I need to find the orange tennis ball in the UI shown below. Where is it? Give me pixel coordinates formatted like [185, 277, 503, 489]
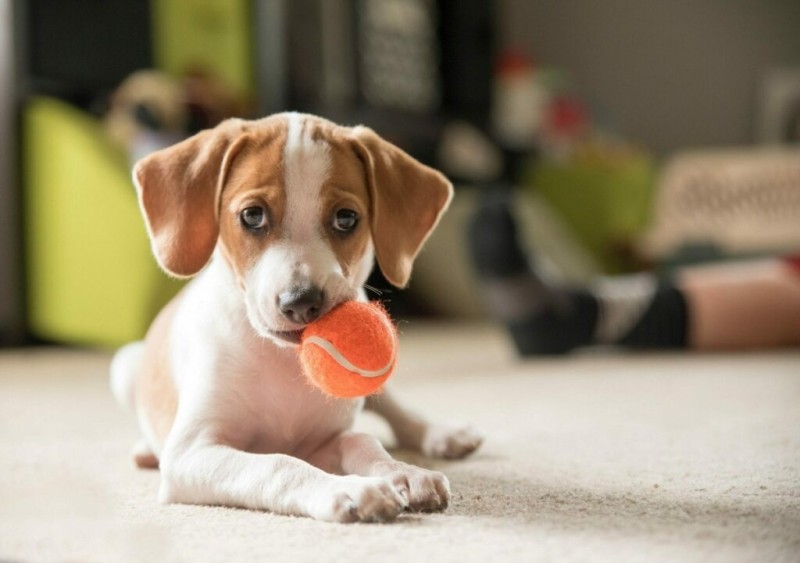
[299, 301, 398, 398]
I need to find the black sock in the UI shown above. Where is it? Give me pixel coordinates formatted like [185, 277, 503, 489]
[468, 196, 688, 355]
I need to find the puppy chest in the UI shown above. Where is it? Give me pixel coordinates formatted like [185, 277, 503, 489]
[229, 367, 361, 456]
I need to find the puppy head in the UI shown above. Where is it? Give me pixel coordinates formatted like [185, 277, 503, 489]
[134, 113, 452, 346]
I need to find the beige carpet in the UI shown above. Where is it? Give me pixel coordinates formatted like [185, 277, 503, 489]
[1, 323, 799, 563]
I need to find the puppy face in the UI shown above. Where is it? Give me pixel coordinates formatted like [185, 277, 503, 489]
[218, 117, 374, 345]
[134, 113, 453, 348]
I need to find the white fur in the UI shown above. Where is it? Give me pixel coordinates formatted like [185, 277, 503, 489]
[111, 113, 482, 523]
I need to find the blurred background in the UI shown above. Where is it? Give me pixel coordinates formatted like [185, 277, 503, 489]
[1, 0, 799, 348]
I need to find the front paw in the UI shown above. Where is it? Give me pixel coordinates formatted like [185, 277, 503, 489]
[371, 461, 450, 512]
[316, 475, 407, 523]
[422, 423, 483, 460]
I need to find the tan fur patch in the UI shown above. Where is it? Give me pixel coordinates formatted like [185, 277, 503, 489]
[320, 140, 372, 278]
[218, 121, 289, 284]
[135, 293, 182, 449]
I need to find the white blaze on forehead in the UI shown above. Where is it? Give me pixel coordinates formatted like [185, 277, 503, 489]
[283, 114, 332, 239]
[242, 114, 369, 334]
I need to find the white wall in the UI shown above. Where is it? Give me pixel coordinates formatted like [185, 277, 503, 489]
[499, 0, 800, 155]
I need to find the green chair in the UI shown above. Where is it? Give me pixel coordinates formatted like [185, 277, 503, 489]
[524, 152, 657, 273]
[23, 97, 183, 348]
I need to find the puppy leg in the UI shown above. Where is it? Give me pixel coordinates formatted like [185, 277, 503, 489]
[158, 434, 406, 523]
[309, 432, 450, 512]
[365, 388, 483, 459]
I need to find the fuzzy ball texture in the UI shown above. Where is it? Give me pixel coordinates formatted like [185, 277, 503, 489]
[299, 301, 398, 398]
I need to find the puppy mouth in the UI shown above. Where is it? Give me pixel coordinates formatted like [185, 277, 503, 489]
[267, 329, 304, 345]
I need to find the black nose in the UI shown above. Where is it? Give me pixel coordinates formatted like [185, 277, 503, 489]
[278, 286, 324, 324]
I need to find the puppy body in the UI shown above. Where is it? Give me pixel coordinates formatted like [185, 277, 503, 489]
[111, 113, 481, 522]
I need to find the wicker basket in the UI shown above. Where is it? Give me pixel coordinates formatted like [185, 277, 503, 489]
[641, 148, 800, 260]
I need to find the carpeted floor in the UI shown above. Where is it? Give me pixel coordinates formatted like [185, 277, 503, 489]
[1, 323, 799, 563]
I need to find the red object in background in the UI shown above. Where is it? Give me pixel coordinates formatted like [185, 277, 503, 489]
[548, 96, 588, 137]
[495, 50, 535, 77]
[784, 254, 800, 277]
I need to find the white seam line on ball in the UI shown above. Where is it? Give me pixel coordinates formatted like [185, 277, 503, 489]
[304, 336, 395, 378]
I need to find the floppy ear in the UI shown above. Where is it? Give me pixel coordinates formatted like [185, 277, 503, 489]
[350, 127, 454, 288]
[133, 119, 248, 278]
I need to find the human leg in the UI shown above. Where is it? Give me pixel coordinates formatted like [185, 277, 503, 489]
[468, 198, 688, 354]
[469, 198, 800, 353]
[678, 258, 800, 350]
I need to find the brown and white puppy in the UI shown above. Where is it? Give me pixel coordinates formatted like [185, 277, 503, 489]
[110, 113, 482, 523]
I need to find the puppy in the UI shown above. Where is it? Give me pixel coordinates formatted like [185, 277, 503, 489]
[110, 113, 482, 522]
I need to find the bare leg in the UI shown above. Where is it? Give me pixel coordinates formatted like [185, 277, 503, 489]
[679, 259, 800, 350]
[365, 388, 482, 459]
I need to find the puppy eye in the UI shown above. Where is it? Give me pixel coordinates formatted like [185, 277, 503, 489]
[240, 206, 268, 231]
[333, 209, 359, 233]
